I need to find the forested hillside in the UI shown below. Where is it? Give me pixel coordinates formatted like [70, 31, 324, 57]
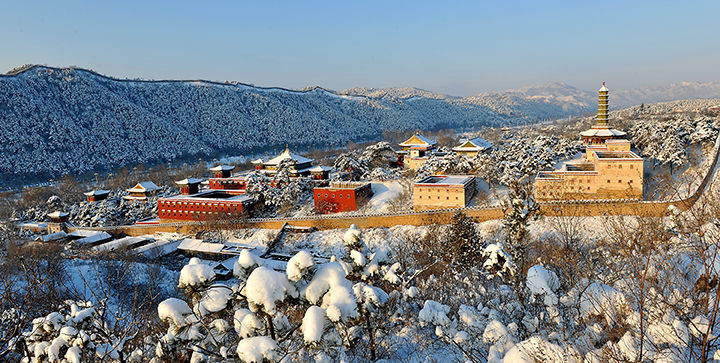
[3, 66, 719, 185]
[0, 66, 573, 184]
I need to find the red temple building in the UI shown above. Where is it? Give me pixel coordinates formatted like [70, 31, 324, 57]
[252, 147, 315, 177]
[314, 182, 373, 213]
[208, 148, 330, 194]
[208, 177, 247, 194]
[124, 181, 161, 200]
[309, 165, 332, 180]
[210, 165, 235, 178]
[175, 178, 202, 195]
[83, 189, 111, 202]
[158, 189, 253, 222]
[48, 211, 69, 223]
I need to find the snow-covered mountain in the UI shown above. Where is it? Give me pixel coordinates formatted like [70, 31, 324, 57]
[349, 81, 720, 118]
[612, 81, 720, 108]
[2, 65, 720, 184]
[0, 66, 542, 184]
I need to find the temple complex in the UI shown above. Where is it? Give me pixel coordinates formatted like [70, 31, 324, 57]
[124, 181, 160, 200]
[452, 136, 493, 157]
[397, 134, 437, 169]
[251, 147, 316, 177]
[534, 83, 644, 201]
[207, 148, 330, 195]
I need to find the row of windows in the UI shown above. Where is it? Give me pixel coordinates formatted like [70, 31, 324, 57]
[159, 203, 240, 212]
[212, 180, 245, 185]
[160, 200, 241, 206]
[605, 164, 634, 169]
[418, 195, 460, 200]
[415, 188, 463, 193]
[159, 211, 235, 218]
[539, 177, 636, 189]
[607, 179, 633, 184]
[317, 193, 353, 199]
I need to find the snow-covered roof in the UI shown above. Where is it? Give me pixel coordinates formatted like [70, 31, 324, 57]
[126, 181, 160, 193]
[74, 231, 113, 245]
[599, 82, 609, 92]
[47, 211, 69, 218]
[39, 231, 68, 242]
[264, 148, 314, 166]
[259, 165, 313, 175]
[177, 238, 224, 254]
[318, 181, 371, 190]
[161, 190, 252, 203]
[399, 134, 436, 147]
[133, 237, 183, 258]
[209, 165, 235, 171]
[415, 175, 475, 186]
[452, 137, 493, 152]
[175, 178, 203, 185]
[579, 128, 626, 137]
[309, 165, 333, 172]
[68, 229, 97, 238]
[83, 189, 110, 196]
[593, 151, 642, 160]
[251, 158, 264, 164]
[92, 236, 150, 252]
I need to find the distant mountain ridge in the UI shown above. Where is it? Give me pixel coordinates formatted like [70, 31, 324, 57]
[1, 64, 719, 184]
[345, 80, 720, 114]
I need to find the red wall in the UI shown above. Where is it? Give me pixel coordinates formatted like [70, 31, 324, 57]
[314, 188, 360, 213]
[209, 178, 246, 192]
[158, 198, 245, 221]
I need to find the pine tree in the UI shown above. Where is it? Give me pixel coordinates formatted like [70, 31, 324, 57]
[445, 211, 482, 266]
[501, 177, 539, 300]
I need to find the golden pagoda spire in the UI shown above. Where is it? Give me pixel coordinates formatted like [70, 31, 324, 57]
[596, 81, 609, 128]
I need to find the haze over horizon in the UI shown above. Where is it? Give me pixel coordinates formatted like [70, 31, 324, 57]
[2, 1, 719, 96]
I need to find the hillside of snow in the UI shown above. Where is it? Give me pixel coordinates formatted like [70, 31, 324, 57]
[349, 81, 720, 120]
[0, 66, 572, 184]
[3, 65, 720, 185]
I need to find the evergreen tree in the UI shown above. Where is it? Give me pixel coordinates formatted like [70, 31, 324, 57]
[501, 177, 539, 300]
[445, 211, 482, 266]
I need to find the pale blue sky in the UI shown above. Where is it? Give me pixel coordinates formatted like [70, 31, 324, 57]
[1, 1, 718, 95]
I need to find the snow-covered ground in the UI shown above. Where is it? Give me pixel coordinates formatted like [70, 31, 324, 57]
[365, 181, 406, 213]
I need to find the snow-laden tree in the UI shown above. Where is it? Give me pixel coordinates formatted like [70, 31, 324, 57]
[444, 211, 482, 267]
[17, 300, 137, 362]
[474, 131, 582, 186]
[242, 169, 313, 216]
[501, 178, 539, 299]
[154, 225, 399, 362]
[629, 114, 719, 170]
[333, 142, 401, 181]
[414, 152, 476, 181]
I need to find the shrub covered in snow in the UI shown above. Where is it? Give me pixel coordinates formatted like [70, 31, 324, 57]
[150, 230, 399, 362]
[333, 142, 402, 181]
[20, 300, 134, 362]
